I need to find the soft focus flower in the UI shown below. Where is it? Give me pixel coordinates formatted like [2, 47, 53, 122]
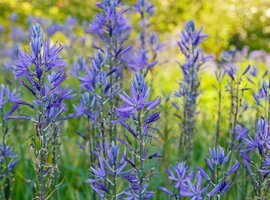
[180, 172, 209, 199]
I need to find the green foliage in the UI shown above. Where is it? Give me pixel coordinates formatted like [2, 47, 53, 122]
[151, 0, 270, 53]
[1, 0, 270, 53]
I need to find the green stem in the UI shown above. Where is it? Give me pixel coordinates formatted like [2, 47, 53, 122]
[38, 110, 45, 200]
[112, 162, 117, 200]
[52, 124, 59, 200]
[178, 96, 187, 159]
[138, 110, 144, 200]
[215, 80, 222, 148]
[216, 164, 219, 200]
[37, 61, 46, 200]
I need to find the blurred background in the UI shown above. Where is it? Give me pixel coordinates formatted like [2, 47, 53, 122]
[1, 0, 270, 52]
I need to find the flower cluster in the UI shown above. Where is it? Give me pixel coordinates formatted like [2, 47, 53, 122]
[69, 51, 118, 183]
[174, 20, 209, 162]
[12, 24, 73, 122]
[113, 72, 161, 136]
[161, 147, 239, 199]
[74, 1, 133, 198]
[220, 49, 251, 151]
[86, 142, 129, 199]
[253, 78, 270, 107]
[128, 0, 163, 76]
[0, 85, 20, 199]
[11, 23, 72, 199]
[85, 0, 133, 146]
[0, 145, 17, 180]
[112, 72, 161, 199]
[241, 118, 270, 199]
[200, 147, 240, 197]
[88, 0, 132, 76]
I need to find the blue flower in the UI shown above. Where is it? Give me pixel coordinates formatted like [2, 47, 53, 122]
[208, 147, 230, 165]
[167, 162, 190, 189]
[0, 145, 17, 180]
[114, 73, 161, 120]
[180, 172, 209, 200]
[86, 143, 129, 197]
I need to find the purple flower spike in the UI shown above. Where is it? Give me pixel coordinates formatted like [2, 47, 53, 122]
[114, 72, 161, 123]
[11, 23, 72, 199]
[112, 72, 161, 198]
[174, 20, 210, 161]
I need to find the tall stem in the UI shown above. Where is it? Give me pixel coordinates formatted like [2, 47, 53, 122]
[216, 163, 219, 200]
[90, 121, 96, 200]
[161, 107, 169, 177]
[38, 113, 45, 199]
[108, 12, 118, 144]
[112, 160, 117, 200]
[184, 52, 196, 164]
[138, 110, 144, 200]
[87, 107, 96, 200]
[108, 50, 114, 144]
[215, 80, 222, 148]
[87, 118, 94, 166]
[228, 81, 234, 148]
[99, 72, 106, 159]
[178, 95, 187, 159]
[257, 155, 264, 198]
[37, 59, 46, 199]
[98, 71, 107, 195]
[230, 80, 239, 152]
[52, 124, 60, 200]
